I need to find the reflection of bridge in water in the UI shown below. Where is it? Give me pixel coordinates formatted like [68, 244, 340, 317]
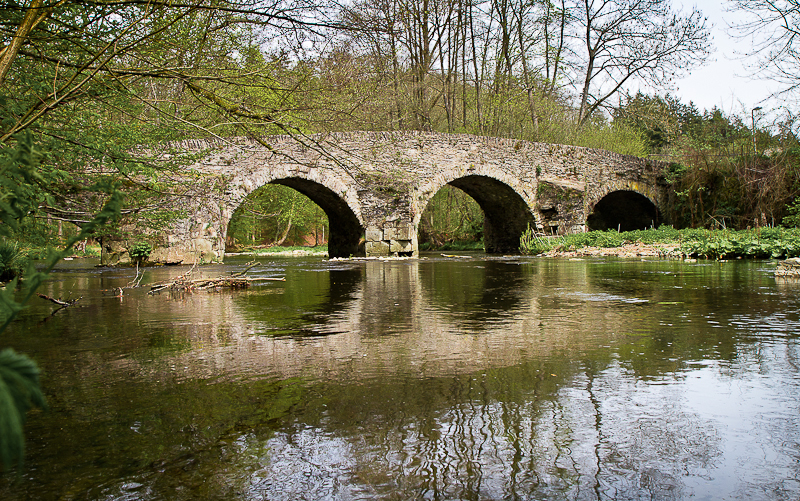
[24, 258, 781, 500]
[107, 258, 677, 384]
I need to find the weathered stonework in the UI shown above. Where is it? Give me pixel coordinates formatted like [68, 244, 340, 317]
[103, 131, 668, 264]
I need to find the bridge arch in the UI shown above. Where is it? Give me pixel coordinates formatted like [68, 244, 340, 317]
[114, 132, 670, 265]
[587, 185, 662, 232]
[226, 169, 364, 258]
[416, 169, 537, 253]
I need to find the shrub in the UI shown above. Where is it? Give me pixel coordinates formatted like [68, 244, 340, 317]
[128, 241, 153, 264]
[0, 240, 27, 281]
[519, 225, 800, 259]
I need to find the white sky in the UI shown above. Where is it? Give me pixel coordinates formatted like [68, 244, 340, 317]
[672, 0, 780, 119]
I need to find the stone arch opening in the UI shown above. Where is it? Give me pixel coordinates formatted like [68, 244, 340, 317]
[587, 190, 660, 232]
[423, 175, 536, 254]
[418, 185, 483, 249]
[229, 178, 363, 258]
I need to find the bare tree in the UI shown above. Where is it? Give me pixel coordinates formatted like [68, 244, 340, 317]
[571, 0, 711, 124]
[730, 0, 800, 101]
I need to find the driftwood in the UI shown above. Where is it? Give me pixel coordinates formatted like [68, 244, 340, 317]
[148, 262, 284, 294]
[37, 293, 81, 307]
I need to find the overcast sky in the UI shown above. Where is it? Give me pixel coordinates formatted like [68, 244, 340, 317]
[671, 1, 779, 118]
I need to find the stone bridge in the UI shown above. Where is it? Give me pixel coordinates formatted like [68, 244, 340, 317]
[112, 131, 669, 264]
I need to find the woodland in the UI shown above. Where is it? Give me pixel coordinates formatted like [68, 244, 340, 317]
[2, 0, 800, 468]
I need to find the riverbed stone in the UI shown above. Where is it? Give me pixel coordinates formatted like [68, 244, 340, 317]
[776, 257, 800, 277]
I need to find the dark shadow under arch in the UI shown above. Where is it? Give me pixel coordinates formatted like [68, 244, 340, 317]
[587, 190, 661, 232]
[444, 175, 536, 254]
[272, 178, 363, 258]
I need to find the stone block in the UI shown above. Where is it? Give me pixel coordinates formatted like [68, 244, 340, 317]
[365, 241, 390, 257]
[365, 227, 383, 242]
[389, 240, 414, 253]
[384, 225, 414, 241]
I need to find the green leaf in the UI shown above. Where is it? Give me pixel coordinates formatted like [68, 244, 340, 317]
[0, 348, 46, 470]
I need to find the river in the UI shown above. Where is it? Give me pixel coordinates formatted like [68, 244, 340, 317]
[1, 254, 798, 500]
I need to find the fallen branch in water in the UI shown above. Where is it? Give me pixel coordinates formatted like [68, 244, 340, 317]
[37, 293, 81, 307]
[149, 263, 285, 294]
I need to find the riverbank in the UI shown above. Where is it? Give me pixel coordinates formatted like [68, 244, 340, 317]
[226, 245, 328, 257]
[542, 242, 683, 259]
[227, 249, 328, 257]
[521, 227, 800, 260]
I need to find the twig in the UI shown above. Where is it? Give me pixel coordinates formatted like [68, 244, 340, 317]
[148, 261, 284, 294]
[126, 262, 145, 288]
[231, 260, 258, 277]
[37, 293, 81, 306]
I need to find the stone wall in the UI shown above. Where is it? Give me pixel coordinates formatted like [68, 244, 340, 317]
[102, 132, 668, 264]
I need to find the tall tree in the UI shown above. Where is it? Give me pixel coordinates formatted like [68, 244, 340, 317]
[0, 0, 334, 232]
[571, 0, 711, 124]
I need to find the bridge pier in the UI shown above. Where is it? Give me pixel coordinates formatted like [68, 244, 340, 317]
[364, 220, 417, 257]
[99, 132, 668, 265]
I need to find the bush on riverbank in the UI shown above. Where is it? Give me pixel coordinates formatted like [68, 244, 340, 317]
[520, 226, 800, 259]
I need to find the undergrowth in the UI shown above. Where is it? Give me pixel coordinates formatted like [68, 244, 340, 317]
[239, 245, 328, 254]
[520, 226, 800, 260]
[419, 240, 484, 252]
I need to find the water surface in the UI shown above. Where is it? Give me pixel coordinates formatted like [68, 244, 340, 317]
[1, 255, 798, 500]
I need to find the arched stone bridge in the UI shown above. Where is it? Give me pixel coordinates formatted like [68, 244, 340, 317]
[128, 131, 669, 264]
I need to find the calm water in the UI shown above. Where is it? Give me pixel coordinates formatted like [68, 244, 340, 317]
[1, 255, 799, 500]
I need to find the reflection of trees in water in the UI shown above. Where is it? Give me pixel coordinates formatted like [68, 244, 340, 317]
[234, 262, 364, 337]
[6, 259, 799, 499]
[420, 259, 529, 329]
[238, 357, 722, 500]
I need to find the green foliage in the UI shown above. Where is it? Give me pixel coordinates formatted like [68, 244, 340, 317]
[520, 225, 800, 259]
[128, 241, 153, 263]
[0, 132, 45, 230]
[227, 184, 328, 249]
[614, 95, 800, 230]
[613, 93, 703, 153]
[519, 231, 557, 255]
[783, 197, 800, 227]
[418, 186, 484, 248]
[0, 134, 122, 471]
[0, 348, 46, 470]
[679, 227, 800, 260]
[0, 241, 27, 282]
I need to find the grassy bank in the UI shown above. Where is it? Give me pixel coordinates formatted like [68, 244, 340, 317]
[419, 240, 484, 252]
[229, 245, 328, 256]
[521, 227, 800, 260]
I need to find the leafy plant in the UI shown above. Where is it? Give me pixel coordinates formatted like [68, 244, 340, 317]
[0, 241, 27, 282]
[0, 349, 46, 470]
[783, 197, 800, 227]
[128, 241, 153, 264]
[519, 225, 800, 259]
[0, 133, 122, 470]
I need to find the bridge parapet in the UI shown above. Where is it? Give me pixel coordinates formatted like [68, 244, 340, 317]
[101, 132, 668, 265]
